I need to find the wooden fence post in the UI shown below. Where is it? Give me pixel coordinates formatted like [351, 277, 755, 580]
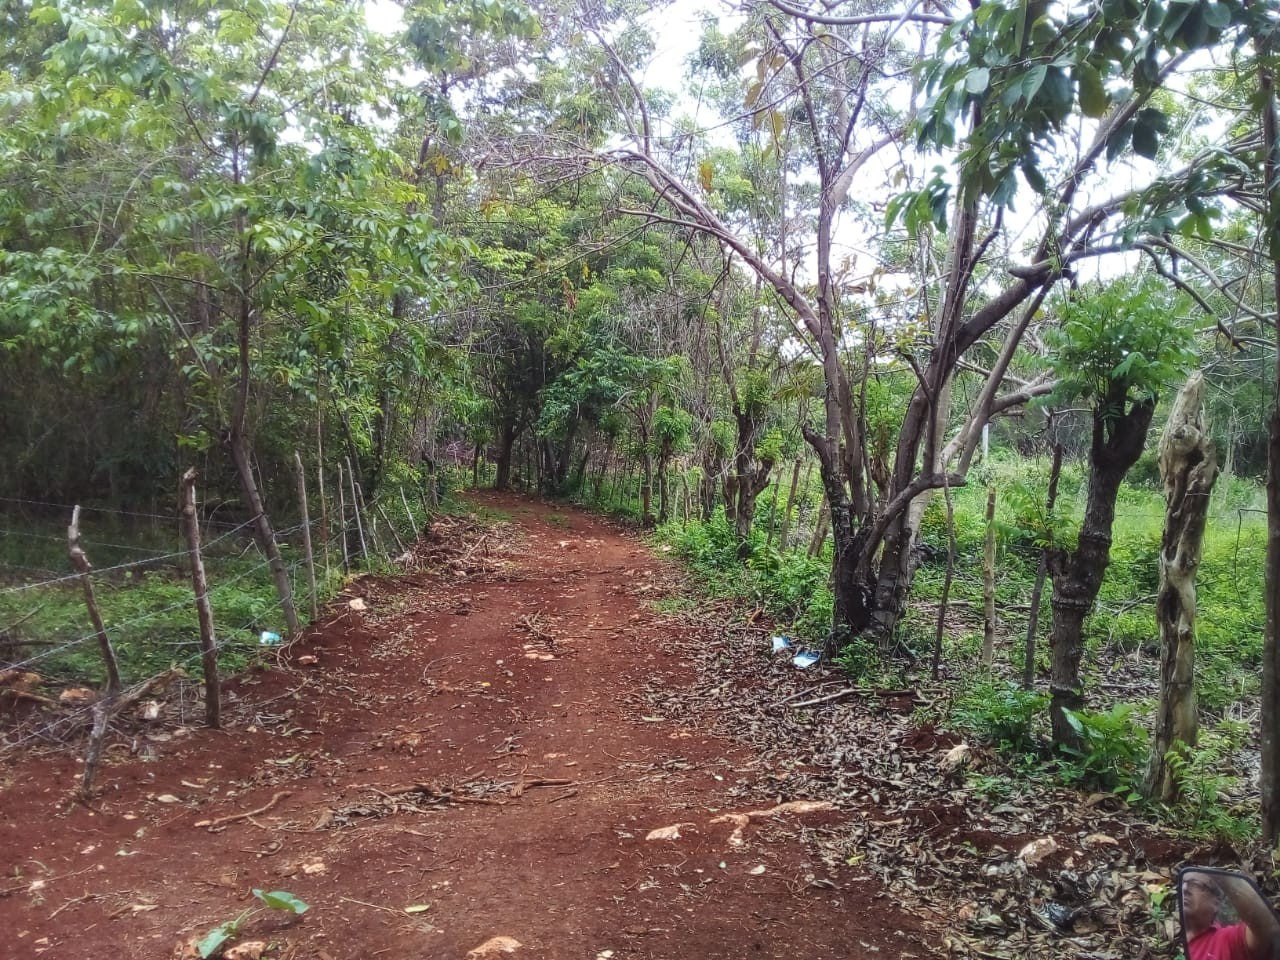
[181, 468, 220, 728]
[294, 452, 318, 620]
[399, 486, 417, 539]
[346, 458, 369, 560]
[336, 463, 350, 574]
[67, 506, 121, 692]
[378, 504, 407, 556]
[355, 481, 380, 558]
[981, 486, 998, 666]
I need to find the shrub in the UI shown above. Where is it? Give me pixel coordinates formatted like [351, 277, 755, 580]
[951, 676, 1049, 754]
[1058, 703, 1149, 799]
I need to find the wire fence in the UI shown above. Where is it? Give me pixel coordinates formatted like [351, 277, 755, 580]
[0, 474, 437, 754]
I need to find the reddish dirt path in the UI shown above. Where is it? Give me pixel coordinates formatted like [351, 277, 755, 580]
[1, 493, 941, 960]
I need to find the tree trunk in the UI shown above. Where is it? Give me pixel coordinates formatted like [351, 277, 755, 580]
[1047, 398, 1155, 748]
[764, 475, 782, 550]
[981, 487, 998, 666]
[1024, 445, 1063, 689]
[699, 459, 719, 522]
[227, 277, 297, 638]
[1145, 373, 1218, 803]
[1259, 46, 1280, 844]
[777, 459, 802, 553]
[640, 451, 654, 527]
[228, 430, 299, 638]
[657, 450, 671, 524]
[494, 420, 518, 491]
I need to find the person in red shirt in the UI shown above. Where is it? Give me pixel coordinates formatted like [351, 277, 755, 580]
[1182, 870, 1280, 960]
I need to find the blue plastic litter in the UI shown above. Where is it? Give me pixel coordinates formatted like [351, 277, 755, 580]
[259, 631, 283, 646]
[792, 650, 820, 669]
[771, 635, 792, 653]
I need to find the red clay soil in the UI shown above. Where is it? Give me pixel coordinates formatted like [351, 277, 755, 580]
[0, 492, 942, 960]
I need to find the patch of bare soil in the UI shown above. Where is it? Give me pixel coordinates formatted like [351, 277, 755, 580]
[0, 493, 940, 960]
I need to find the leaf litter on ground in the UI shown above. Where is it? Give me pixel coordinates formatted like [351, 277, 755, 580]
[631, 586, 1210, 960]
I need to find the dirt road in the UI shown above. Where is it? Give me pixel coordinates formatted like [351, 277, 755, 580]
[0, 493, 941, 959]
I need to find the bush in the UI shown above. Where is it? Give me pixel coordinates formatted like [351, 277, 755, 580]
[1058, 703, 1149, 799]
[951, 676, 1049, 754]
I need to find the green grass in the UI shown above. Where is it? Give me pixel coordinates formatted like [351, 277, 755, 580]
[0, 501, 398, 687]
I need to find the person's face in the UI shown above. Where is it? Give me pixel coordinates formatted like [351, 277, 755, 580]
[1183, 873, 1223, 929]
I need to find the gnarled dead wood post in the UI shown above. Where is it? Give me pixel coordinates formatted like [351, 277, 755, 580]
[67, 506, 121, 693]
[181, 469, 220, 728]
[1145, 373, 1219, 802]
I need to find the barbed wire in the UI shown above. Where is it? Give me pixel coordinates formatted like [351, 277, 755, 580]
[0, 517, 262, 598]
[0, 488, 437, 755]
[0, 495, 245, 528]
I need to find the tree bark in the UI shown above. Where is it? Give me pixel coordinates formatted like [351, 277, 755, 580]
[227, 266, 297, 638]
[1047, 397, 1155, 748]
[1258, 46, 1280, 844]
[67, 506, 122, 693]
[981, 487, 998, 666]
[640, 449, 655, 527]
[777, 459, 802, 553]
[1023, 445, 1063, 689]
[180, 469, 220, 728]
[494, 419, 518, 491]
[1145, 373, 1218, 803]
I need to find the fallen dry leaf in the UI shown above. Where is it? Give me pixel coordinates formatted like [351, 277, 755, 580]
[711, 800, 837, 845]
[222, 942, 266, 960]
[940, 742, 971, 771]
[348, 597, 367, 612]
[1083, 833, 1119, 848]
[1017, 837, 1058, 866]
[466, 935, 523, 958]
[710, 813, 751, 847]
[644, 823, 692, 841]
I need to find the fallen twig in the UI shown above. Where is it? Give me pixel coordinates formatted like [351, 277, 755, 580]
[195, 790, 291, 829]
[511, 777, 574, 798]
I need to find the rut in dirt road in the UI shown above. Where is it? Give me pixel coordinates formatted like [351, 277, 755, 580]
[0, 493, 941, 960]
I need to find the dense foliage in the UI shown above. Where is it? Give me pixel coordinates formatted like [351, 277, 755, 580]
[4, 0, 1280, 843]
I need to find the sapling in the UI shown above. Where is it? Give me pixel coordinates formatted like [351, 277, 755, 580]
[196, 889, 308, 959]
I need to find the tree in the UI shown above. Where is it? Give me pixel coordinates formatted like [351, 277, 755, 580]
[0, 0, 474, 622]
[1042, 280, 1196, 748]
[1144, 372, 1219, 803]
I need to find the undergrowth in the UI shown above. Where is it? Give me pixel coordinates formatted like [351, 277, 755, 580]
[1, 483, 444, 686]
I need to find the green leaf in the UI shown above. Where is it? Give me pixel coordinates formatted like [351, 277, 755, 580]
[253, 889, 309, 914]
[1020, 64, 1048, 102]
[1203, 1, 1232, 29]
[1077, 63, 1109, 118]
[1105, 119, 1135, 162]
[698, 160, 714, 193]
[964, 67, 990, 94]
[1131, 107, 1167, 159]
[197, 922, 237, 959]
[1131, 118, 1158, 158]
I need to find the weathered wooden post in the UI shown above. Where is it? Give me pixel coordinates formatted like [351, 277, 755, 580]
[67, 506, 121, 692]
[181, 468, 220, 727]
